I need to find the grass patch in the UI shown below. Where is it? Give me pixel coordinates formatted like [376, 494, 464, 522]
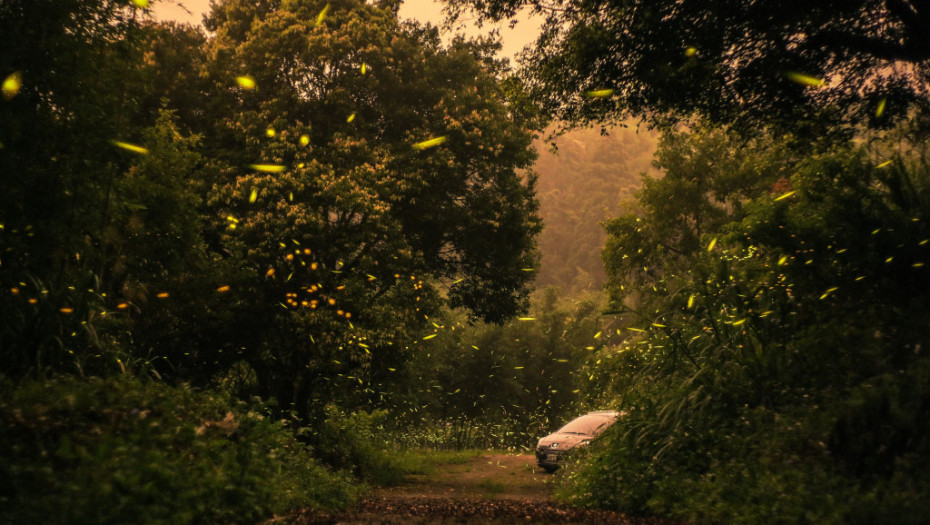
[390, 448, 487, 475]
[477, 479, 506, 496]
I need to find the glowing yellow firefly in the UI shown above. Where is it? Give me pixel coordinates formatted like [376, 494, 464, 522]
[361, 62, 368, 74]
[584, 88, 615, 98]
[785, 72, 824, 87]
[2, 72, 22, 100]
[876, 97, 887, 117]
[315, 3, 330, 26]
[217, 285, 231, 293]
[112, 140, 149, 154]
[413, 136, 447, 150]
[774, 190, 796, 201]
[346, 112, 356, 123]
[249, 164, 287, 172]
[300, 134, 310, 146]
[131, 0, 150, 8]
[236, 76, 256, 90]
[249, 188, 258, 203]
[707, 238, 717, 251]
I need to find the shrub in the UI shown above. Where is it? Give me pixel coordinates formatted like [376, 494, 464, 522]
[0, 375, 360, 525]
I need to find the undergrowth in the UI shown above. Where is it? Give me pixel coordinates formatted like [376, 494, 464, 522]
[0, 375, 361, 525]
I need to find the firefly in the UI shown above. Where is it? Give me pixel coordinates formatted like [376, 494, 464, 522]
[236, 76, 256, 90]
[584, 88, 614, 98]
[249, 164, 286, 172]
[785, 71, 824, 87]
[413, 136, 447, 150]
[112, 140, 149, 154]
[315, 3, 330, 26]
[876, 97, 887, 117]
[2, 72, 22, 100]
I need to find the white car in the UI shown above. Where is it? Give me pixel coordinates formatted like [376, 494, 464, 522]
[535, 411, 621, 472]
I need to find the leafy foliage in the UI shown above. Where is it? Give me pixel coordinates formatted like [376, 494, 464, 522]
[0, 375, 359, 525]
[382, 287, 611, 450]
[444, 0, 930, 135]
[559, 128, 930, 523]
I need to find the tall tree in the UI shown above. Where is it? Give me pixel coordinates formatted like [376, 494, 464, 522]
[143, 0, 542, 417]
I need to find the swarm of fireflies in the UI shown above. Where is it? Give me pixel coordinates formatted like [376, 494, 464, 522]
[112, 140, 149, 154]
[584, 88, 614, 98]
[413, 136, 447, 150]
[785, 71, 824, 87]
[2, 72, 22, 100]
[250, 164, 287, 172]
[236, 75, 256, 89]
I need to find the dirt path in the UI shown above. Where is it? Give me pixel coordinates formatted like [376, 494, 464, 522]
[289, 454, 681, 524]
[374, 453, 551, 501]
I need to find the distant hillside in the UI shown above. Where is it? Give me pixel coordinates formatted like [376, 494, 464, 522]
[532, 124, 658, 292]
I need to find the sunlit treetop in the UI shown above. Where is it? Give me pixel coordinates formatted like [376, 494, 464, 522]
[442, 0, 930, 137]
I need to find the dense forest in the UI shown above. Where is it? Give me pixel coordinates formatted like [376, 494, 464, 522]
[3, 0, 930, 524]
[534, 125, 656, 292]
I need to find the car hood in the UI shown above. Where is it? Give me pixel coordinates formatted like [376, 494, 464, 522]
[537, 432, 591, 450]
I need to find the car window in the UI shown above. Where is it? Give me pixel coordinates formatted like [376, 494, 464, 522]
[557, 414, 616, 436]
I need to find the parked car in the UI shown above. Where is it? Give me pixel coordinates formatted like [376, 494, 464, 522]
[535, 411, 621, 472]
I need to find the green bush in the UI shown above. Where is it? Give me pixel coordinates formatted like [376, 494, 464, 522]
[0, 376, 360, 525]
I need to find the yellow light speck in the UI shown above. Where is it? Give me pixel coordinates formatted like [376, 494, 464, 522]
[2, 72, 22, 100]
[236, 76, 256, 90]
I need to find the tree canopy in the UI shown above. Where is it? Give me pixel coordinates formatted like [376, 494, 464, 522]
[443, 0, 930, 134]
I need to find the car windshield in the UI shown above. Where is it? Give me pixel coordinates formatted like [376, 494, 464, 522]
[557, 414, 616, 436]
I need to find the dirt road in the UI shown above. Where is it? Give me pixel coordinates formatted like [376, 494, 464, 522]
[289, 453, 679, 524]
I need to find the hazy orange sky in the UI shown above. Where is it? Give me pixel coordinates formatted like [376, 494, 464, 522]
[152, 0, 542, 61]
